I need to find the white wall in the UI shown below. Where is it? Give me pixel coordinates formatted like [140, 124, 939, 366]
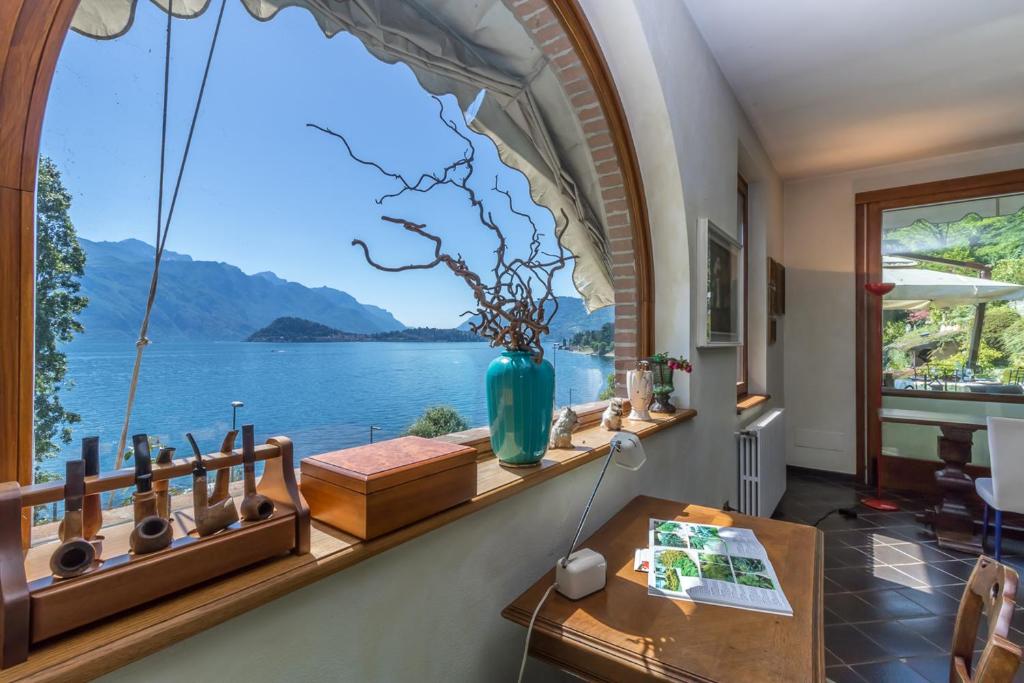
[784, 140, 1024, 474]
[101, 1, 786, 680]
[104, 428, 700, 683]
[585, 0, 786, 490]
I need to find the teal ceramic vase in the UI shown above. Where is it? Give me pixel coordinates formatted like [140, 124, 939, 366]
[486, 350, 555, 467]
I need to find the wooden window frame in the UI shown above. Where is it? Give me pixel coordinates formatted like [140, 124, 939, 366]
[854, 168, 1024, 484]
[737, 174, 749, 397]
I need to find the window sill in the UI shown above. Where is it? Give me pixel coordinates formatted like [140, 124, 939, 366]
[9, 407, 695, 682]
[736, 394, 770, 414]
[881, 386, 1024, 404]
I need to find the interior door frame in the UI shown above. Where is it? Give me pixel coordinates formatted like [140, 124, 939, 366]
[854, 168, 1024, 486]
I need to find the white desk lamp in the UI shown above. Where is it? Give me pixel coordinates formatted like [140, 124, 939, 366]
[517, 432, 649, 682]
[555, 432, 647, 600]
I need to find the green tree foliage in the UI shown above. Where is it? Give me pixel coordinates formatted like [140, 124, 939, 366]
[885, 209, 1024, 265]
[597, 372, 616, 400]
[883, 207, 1024, 380]
[405, 406, 469, 438]
[882, 320, 906, 347]
[1002, 318, 1024, 368]
[929, 341, 1004, 377]
[980, 306, 1019, 356]
[248, 316, 479, 343]
[993, 257, 1024, 285]
[566, 322, 613, 356]
[34, 157, 88, 479]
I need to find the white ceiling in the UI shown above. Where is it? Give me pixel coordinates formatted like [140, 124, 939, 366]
[683, 0, 1024, 179]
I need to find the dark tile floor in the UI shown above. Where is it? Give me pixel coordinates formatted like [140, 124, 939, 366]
[775, 469, 1024, 683]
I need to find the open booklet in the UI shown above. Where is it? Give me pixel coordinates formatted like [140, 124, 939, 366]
[646, 518, 793, 616]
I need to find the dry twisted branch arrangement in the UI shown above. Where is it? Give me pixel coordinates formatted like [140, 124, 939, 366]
[308, 96, 572, 363]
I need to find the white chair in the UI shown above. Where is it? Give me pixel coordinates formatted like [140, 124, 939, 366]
[977, 416, 1024, 561]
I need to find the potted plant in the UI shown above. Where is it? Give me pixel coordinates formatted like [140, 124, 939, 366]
[647, 352, 692, 413]
[318, 96, 572, 467]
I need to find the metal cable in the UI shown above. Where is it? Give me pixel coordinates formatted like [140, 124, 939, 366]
[111, 0, 229, 487]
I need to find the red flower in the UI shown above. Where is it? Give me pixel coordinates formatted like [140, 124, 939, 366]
[657, 353, 693, 374]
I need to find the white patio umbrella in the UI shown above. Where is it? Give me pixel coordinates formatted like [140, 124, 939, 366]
[882, 267, 1024, 310]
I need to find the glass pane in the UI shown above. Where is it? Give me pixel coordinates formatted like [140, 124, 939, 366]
[737, 184, 747, 386]
[33, 1, 618, 528]
[880, 192, 1024, 466]
[881, 192, 1024, 397]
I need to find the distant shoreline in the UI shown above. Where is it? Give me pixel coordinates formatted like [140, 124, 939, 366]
[64, 338, 606, 349]
[247, 338, 484, 344]
[246, 317, 481, 344]
[560, 346, 614, 358]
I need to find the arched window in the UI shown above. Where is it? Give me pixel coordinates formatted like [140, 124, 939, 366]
[1, 0, 652, 536]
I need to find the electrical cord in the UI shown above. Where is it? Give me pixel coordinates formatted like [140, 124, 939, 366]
[517, 439, 626, 679]
[812, 507, 858, 527]
[516, 583, 557, 683]
[112, 0, 229, 485]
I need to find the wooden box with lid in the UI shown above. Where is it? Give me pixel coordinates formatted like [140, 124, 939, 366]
[299, 436, 478, 539]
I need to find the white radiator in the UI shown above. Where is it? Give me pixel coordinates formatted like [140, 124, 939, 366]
[737, 409, 786, 517]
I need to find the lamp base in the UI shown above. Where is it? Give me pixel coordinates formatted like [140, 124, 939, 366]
[861, 497, 900, 511]
[555, 548, 607, 600]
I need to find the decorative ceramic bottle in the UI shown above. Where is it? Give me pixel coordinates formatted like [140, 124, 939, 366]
[627, 360, 654, 421]
[486, 351, 555, 467]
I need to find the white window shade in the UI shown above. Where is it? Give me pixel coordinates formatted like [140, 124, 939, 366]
[71, 0, 616, 311]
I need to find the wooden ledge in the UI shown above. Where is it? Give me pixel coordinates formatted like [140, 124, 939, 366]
[881, 386, 1024, 405]
[3, 409, 695, 682]
[736, 394, 770, 414]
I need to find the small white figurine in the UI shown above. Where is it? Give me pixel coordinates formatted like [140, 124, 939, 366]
[601, 398, 624, 431]
[550, 406, 579, 449]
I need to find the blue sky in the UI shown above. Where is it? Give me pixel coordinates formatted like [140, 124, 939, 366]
[42, 1, 575, 328]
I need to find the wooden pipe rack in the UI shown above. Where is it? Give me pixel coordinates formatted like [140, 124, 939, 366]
[0, 436, 309, 669]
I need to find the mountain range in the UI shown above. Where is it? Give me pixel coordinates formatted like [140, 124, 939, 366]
[458, 296, 614, 343]
[76, 239, 404, 341]
[73, 238, 613, 342]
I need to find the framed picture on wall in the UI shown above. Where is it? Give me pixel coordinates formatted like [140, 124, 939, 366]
[768, 257, 786, 316]
[697, 217, 744, 347]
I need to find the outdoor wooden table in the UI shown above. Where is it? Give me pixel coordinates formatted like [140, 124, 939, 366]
[502, 496, 824, 682]
[879, 408, 988, 552]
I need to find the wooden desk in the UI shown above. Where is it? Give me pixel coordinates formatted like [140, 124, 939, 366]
[879, 408, 987, 552]
[502, 496, 824, 682]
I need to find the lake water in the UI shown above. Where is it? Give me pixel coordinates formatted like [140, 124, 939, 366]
[47, 340, 612, 478]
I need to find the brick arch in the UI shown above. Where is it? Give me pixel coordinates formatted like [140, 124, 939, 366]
[0, 0, 655, 487]
[507, 0, 654, 392]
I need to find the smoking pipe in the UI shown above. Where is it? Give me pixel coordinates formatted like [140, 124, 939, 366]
[210, 430, 237, 505]
[154, 446, 175, 520]
[50, 459, 96, 579]
[240, 424, 274, 522]
[129, 434, 174, 555]
[81, 436, 103, 541]
[186, 433, 238, 536]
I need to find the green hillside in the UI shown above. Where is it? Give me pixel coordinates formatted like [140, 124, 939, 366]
[884, 207, 1024, 271]
[248, 317, 480, 343]
[76, 239, 405, 341]
[459, 296, 614, 342]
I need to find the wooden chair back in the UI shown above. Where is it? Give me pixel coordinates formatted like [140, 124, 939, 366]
[951, 555, 1021, 683]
